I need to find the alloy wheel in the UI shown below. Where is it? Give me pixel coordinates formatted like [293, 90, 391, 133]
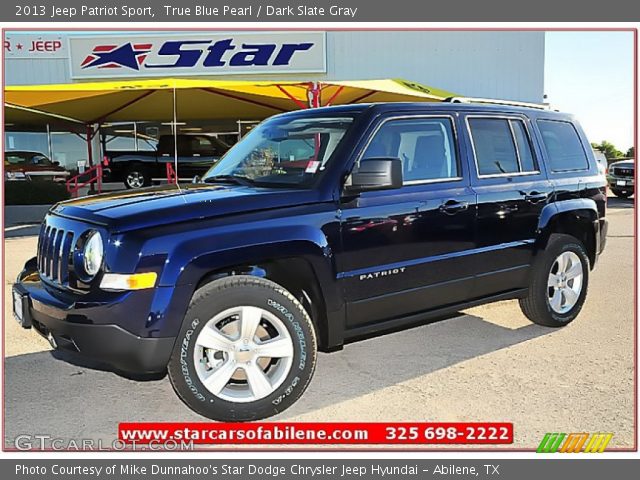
[126, 172, 145, 188]
[547, 251, 584, 314]
[193, 306, 294, 403]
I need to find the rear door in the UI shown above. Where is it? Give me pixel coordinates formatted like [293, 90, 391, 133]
[338, 114, 477, 328]
[464, 113, 552, 297]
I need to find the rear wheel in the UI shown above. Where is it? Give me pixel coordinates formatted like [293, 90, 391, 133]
[168, 276, 317, 421]
[519, 234, 589, 327]
[124, 166, 150, 189]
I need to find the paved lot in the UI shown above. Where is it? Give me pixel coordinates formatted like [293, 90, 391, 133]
[3, 196, 635, 450]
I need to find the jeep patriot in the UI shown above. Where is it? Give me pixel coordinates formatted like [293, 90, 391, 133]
[14, 101, 608, 420]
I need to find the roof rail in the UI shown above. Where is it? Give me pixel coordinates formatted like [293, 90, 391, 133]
[444, 96, 550, 110]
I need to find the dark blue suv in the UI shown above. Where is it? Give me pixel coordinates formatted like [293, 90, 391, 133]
[13, 101, 608, 421]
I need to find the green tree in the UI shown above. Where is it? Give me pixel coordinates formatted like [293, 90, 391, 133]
[591, 140, 624, 160]
[626, 146, 634, 158]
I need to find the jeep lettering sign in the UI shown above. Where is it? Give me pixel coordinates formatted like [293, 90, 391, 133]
[69, 32, 326, 79]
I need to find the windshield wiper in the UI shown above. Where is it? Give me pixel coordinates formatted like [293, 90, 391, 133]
[203, 175, 255, 187]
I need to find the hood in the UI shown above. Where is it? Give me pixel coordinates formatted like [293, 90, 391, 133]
[51, 184, 325, 232]
[610, 159, 635, 169]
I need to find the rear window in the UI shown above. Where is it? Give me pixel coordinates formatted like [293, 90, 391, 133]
[468, 118, 537, 176]
[537, 120, 589, 172]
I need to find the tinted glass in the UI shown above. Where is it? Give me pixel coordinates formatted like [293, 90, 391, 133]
[511, 120, 537, 172]
[363, 117, 458, 182]
[203, 116, 353, 187]
[537, 120, 589, 172]
[469, 118, 520, 175]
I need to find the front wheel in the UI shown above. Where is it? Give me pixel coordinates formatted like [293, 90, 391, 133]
[168, 276, 317, 421]
[611, 188, 633, 199]
[519, 234, 590, 327]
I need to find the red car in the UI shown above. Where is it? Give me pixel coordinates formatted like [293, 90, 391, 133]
[4, 151, 69, 182]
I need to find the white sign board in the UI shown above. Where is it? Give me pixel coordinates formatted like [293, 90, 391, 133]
[69, 32, 326, 79]
[4, 34, 67, 59]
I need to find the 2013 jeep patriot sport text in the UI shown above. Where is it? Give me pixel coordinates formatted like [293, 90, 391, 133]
[14, 101, 608, 421]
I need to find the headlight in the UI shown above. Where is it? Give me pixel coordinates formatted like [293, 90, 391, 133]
[83, 231, 104, 277]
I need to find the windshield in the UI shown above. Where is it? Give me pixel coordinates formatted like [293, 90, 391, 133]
[5, 152, 53, 166]
[202, 116, 354, 187]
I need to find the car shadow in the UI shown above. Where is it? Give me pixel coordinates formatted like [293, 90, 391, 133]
[607, 195, 634, 210]
[4, 310, 553, 441]
[278, 312, 550, 419]
[49, 350, 167, 381]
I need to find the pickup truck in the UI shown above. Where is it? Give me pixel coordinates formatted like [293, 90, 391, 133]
[606, 158, 634, 198]
[103, 134, 229, 189]
[4, 150, 69, 182]
[14, 101, 607, 421]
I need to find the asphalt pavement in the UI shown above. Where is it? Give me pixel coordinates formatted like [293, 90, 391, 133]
[3, 195, 635, 450]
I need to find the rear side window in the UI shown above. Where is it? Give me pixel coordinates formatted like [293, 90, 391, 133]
[537, 120, 589, 172]
[468, 118, 537, 176]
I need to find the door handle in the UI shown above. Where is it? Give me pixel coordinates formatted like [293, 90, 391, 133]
[524, 191, 548, 204]
[439, 200, 469, 215]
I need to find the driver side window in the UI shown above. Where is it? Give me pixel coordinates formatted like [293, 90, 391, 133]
[362, 117, 459, 184]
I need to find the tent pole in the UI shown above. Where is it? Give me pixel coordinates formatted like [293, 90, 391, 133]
[89, 91, 155, 124]
[349, 90, 377, 104]
[173, 86, 178, 186]
[46, 123, 53, 160]
[308, 82, 321, 108]
[324, 86, 345, 107]
[275, 85, 308, 109]
[201, 88, 288, 112]
[86, 124, 94, 194]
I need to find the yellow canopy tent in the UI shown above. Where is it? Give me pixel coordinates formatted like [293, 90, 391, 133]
[4, 78, 458, 192]
[4, 78, 457, 124]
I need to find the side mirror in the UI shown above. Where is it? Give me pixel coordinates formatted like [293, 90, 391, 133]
[192, 175, 201, 184]
[345, 157, 403, 194]
[52, 161, 60, 166]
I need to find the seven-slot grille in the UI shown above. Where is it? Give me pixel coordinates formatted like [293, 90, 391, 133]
[613, 167, 634, 178]
[37, 223, 75, 286]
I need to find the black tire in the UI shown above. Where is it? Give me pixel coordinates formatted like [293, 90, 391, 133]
[168, 275, 317, 421]
[123, 165, 150, 189]
[611, 189, 633, 199]
[519, 234, 590, 327]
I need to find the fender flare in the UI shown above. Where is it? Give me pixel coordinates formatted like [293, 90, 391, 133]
[536, 198, 600, 262]
[537, 198, 598, 232]
[148, 224, 342, 342]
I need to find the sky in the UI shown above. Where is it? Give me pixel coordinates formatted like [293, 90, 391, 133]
[544, 31, 635, 153]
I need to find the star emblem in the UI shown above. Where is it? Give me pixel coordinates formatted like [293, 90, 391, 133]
[81, 43, 151, 70]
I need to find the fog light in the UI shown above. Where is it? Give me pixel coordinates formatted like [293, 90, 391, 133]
[100, 272, 157, 291]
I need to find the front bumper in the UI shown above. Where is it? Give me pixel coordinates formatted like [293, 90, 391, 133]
[606, 175, 634, 191]
[13, 260, 175, 374]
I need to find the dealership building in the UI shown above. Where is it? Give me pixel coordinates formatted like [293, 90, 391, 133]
[4, 30, 545, 176]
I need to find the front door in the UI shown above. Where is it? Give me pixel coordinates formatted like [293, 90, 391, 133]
[338, 115, 477, 328]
